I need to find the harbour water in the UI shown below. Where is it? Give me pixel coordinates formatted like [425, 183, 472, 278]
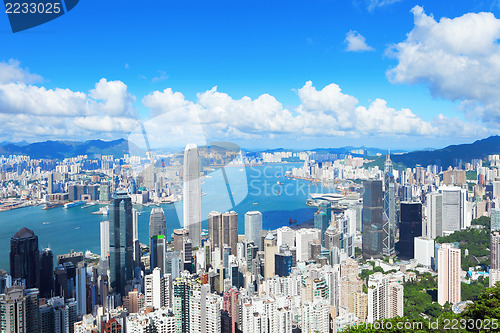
[0, 163, 332, 271]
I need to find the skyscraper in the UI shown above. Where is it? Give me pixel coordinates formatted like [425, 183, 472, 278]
[150, 235, 166, 274]
[264, 234, 277, 278]
[10, 227, 40, 289]
[174, 276, 192, 333]
[367, 273, 403, 323]
[149, 207, 167, 240]
[491, 232, 500, 287]
[39, 248, 54, 299]
[491, 232, 500, 270]
[208, 211, 238, 257]
[383, 155, 396, 256]
[314, 209, 329, 246]
[109, 190, 134, 297]
[296, 229, 316, 262]
[222, 211, 238, 256]
[398, 202, 422, 259]
[100, 220, 110, 259]
[275, 252, 292, 277]
[0, 285, 26, 333]
[75, 265, 87, 316]
[244, 211, 262, 245]
[208, 211, 222, 252]
[362, 180, 384, 259]
[491, 209, 500, 232]
[189, 284, 222, 333]
[47, 172, 54, 194]
[0, 285, 40, 333]
[425, 192, 443, 238]
[183, 143, 202, 248]
[437, 243, 461, 306]
[441, 187, 469, 233]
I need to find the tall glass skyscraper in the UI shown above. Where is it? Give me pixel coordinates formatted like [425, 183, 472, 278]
[150, 235, 166, 274]
[39, 248, 54, 299]
[314, 209, 329, 246]
[10, 227, 39, 289]
[398, 202, 422, 259]
[109, 190, 133, 297]
[362, 180, 384, 259]
[245, 211, 262, 245]
[183, 143, 201, 248]
[383, 154, 396, 256]
[149, 207, 167, 240]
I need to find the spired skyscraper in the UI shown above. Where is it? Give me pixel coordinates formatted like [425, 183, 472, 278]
[362, 180, 384, 259]
[109, 190, 134, 297]
[383, 154, 396, 256]
[183, 143, 202, 248]
[10, 227, 40, 289]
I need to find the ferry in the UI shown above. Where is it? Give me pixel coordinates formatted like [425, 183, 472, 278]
[64, 201, 86, 209]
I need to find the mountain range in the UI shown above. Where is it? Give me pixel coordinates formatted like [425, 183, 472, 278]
[390, 136, 500, 168]
[0, 139, 134, 160]
[0, 136, 499, 167]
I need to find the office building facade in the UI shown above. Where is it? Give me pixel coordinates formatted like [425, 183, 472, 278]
[183, 143, 202, 248]
[109, 191, 134, 297]
[362, 180, 384, 259]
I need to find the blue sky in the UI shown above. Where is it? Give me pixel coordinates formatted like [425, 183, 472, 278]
[1, 0, 500, 150]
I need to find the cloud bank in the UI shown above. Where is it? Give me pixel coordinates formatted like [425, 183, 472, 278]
[0, 60, 489, 145]
[387, 5, 500, 125]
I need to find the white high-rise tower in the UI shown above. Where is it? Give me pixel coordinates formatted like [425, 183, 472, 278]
[183, 143, 201, 247]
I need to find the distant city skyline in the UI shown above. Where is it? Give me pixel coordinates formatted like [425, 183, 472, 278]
[1, 1, 500, 149]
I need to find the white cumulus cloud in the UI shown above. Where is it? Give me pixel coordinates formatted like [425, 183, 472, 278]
[0, 59, 43, 84]
[0, 61, 138, 141]
[345, 31, 375, 52]
[138, 81, 484, 148]
[386, 6, 500, 124]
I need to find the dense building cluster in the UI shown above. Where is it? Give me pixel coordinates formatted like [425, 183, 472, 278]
[2, 145, 500, 332]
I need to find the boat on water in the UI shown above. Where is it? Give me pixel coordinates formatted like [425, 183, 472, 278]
[277, 181, 284, 185]
[92, 206, 109, 215]
[64, 201, 86, 209]
[42, 221, 50, 225]
[253, 202, 258, 205]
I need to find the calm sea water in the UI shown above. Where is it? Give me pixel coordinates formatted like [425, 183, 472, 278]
[0, 163, 332, 271]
